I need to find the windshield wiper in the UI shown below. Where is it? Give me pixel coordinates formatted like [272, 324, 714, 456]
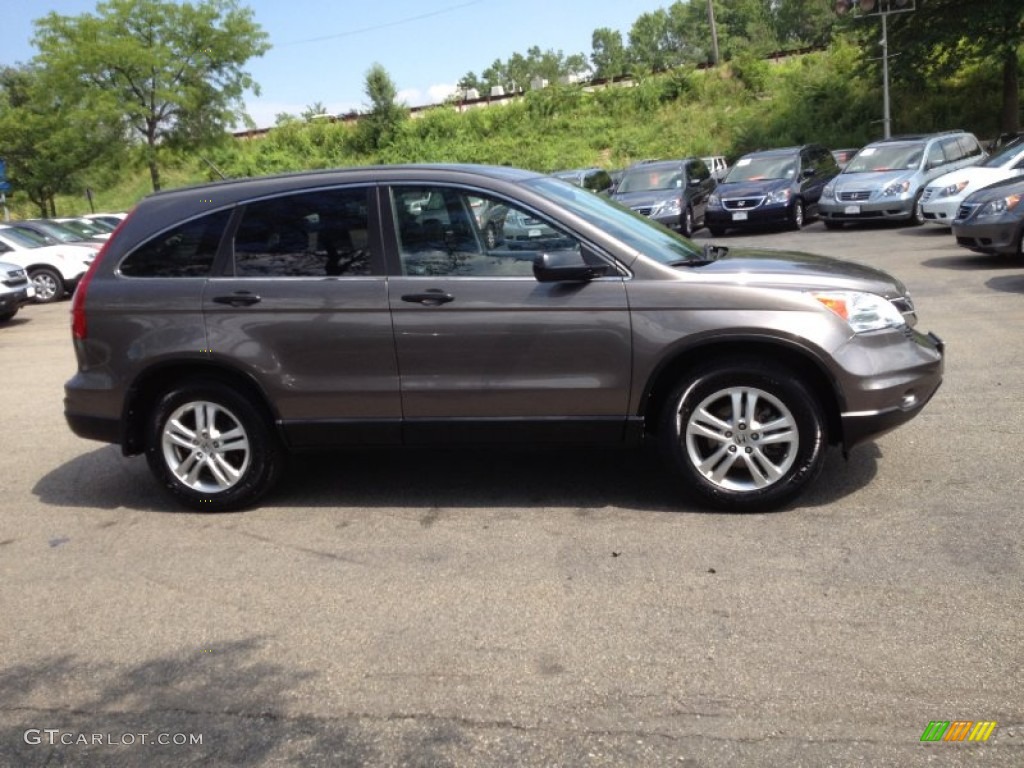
[666, 243, 728, 268]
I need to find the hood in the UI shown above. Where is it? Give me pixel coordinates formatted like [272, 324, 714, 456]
[834, 169, 910, 191]
[690, 245, 905, 297]
[929, 166, 1022, 192]
[962, 174, 1024, 204]
[715, 178, 791, 197]
[613, 188, 680, 208]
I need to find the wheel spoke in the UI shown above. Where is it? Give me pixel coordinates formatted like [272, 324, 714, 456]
[709, 451, 739, 484]
[178, 452, 204, 486]
[741, 389, 759, 428]
[206, 455, 234, 488]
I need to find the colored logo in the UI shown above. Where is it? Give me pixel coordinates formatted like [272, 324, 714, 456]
[920, 721, 997, 742]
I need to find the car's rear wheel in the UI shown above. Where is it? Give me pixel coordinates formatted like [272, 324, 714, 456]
[145, 379, 284, 512]
[30, 268, 64, 303]
[660, 359, 827, 511]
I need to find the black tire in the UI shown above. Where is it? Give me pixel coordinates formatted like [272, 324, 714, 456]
[0, 309, 16, 322]
[708, 226, 727, 237]
[30, 267, 65, 303]
[789, 199, 805, 230]
[908, 191, 925, 226]
[484, 223, 498, 249]
[681, 206, 694, 237]
[823, 219, 843, 231]
[145, 379, 284, 512]
[659, 359, 827, 511]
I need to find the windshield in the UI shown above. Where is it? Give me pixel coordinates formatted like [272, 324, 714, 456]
[0, 226, 48, 248]
[980, 136, 1024, 168]
[845, 143, 924, 173]
[616, 167, 682, 194]
[724, 155, 796, 182]
[524, 176, 703, 265]
[23, 221, 86, 243]
[59, 219, 105, 236]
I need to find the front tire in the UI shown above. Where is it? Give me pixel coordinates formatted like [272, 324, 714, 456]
[681, 206, 694, 237]
[660, 359, 827, 511]
[789, 199, 805, 230]
[30, 268, 65, 303]
[909, 192, 925, 226]
[145, 379, 284, 512]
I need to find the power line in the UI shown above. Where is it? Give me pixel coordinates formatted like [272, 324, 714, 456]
[276, 0, 485, 47]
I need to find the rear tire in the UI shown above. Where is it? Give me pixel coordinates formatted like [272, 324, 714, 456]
[30, 268, 65, 303]
[660, 359, 827, 511]
[681, 206, 694, 237]
[145, 379, 284, 512]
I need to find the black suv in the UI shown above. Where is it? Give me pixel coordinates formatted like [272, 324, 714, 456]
[65, 164, 943, 513]
[612, 159, 716, 236]
[705, 145, 840, 235]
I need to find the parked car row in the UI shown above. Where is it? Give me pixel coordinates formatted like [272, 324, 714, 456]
[0, 213, 125, 307]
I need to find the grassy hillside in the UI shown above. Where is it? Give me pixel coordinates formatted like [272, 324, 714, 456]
[32, 42, 1008, 219]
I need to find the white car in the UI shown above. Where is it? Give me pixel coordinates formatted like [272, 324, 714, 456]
[920, 137, 1024, 226]
[0, 225, 95, 303]
[0, 260, 34, 322]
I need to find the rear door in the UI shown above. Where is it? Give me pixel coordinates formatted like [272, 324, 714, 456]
[381, 183, 633, 443]
[202, 185, 401, 448]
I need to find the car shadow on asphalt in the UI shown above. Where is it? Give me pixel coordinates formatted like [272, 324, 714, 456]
[986, 273, 1024, 294]
[920, 252, 1019, 270]
[35, 443, 880, 515]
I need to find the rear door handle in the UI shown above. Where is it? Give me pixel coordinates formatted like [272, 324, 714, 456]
[401, 291, 454, 306]
[212, 292, 261, 307]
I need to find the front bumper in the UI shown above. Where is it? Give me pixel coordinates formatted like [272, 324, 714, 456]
[706, 203, 790, 229]
[0, 285, 30, 313]
[920, 198, 960, 225]
[951, 219, 1023, 256]
[820, 197, 915, 222]
[838, 329, 944, 450]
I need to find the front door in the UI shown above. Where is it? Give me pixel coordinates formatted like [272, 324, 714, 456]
[382, 184, 633, 443]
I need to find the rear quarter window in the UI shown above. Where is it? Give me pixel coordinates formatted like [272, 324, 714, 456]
[119, 210, 231, 278]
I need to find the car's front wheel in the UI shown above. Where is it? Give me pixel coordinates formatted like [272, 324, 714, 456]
[30, 268, 65, 303]
[789, 199, 805, 230]
[660, 359, 827, 511]
[145, 379, 284, 512]
[681, 206, 694, 237]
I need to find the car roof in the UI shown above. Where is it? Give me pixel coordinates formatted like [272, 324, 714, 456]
[144, 163, 542, 203]
[738, 146, 809, 158]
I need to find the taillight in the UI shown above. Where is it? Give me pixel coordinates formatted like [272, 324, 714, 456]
[72, 212, 132, 340]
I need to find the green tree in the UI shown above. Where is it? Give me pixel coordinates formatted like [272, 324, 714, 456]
[0, 64, 122, 216]
[886, 0, 1023, 133]
[591, 27, 630, 80]
[356, 63, 408, 153]
[32, 0, 270, 192]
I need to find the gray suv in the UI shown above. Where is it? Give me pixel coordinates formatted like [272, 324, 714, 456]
[64, 164, 944, 512]
[819, 130, 985, 227]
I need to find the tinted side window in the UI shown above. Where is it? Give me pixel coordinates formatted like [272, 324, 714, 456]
[233, 187, 373, 277]
[958, 135, 982, 160]
[940, 137, 964, 163]
[391, 186, 583, 278]
[120, 209, 230, 278]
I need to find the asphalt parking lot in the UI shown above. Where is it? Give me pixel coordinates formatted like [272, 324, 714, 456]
[1, 220, 1021, 767]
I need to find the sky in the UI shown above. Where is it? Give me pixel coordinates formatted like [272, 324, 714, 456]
[4, 0, 671, 130]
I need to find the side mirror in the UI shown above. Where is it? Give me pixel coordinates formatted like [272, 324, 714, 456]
[802, 167, 815, 178]
[533, 250, 608, 282]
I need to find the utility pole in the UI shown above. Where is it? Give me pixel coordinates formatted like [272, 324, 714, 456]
[834, 0, 916, 139]
[707, 0, 720, 66]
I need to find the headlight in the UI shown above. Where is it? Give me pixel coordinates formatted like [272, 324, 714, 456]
[882, 180, 911, 197]
[811, 291, 906, 333]
[651, 197, 682, 216]
[822, 183, 835, 200]
[976, 193, 1022, 217]
[939, 180, 969, 197]
[766, 188, 791, 205]
[708, 193, 721, 207]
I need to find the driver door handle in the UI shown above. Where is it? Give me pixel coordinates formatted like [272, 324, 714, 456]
[212, 292, 261, 307]
[401, 291, 454, 306]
